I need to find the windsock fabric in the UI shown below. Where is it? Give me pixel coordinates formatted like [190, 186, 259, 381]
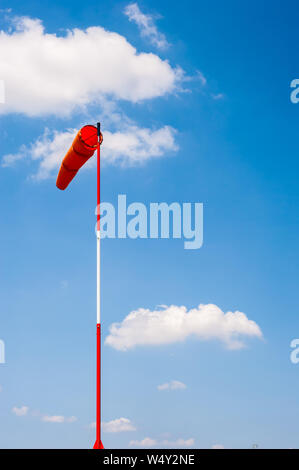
[56, 125, 98, 190]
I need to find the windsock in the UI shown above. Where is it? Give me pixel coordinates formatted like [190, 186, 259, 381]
[56, 125, 102, 190]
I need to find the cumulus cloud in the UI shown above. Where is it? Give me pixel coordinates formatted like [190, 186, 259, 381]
[101, 417, 136, 433]
[12, 406, 29, 416]
[105, 304, 263, 351]
[2, 125, 178, 179]
[0, 16, 182, 117]
[42, 415, 77, 423]
[129, 437, 157, 447]
[124, 3, 169, 50]
[157, 380, 187, 391]
[212, 444, 225, 449]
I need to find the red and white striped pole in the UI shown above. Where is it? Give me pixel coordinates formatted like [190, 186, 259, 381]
[93, 123, 104, 449]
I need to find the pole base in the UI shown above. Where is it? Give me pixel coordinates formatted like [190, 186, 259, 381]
[93, 440, 104, 449]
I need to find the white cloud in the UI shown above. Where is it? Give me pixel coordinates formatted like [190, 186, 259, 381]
[157, 380, 187, 391]
[130, 437, 157, 447]
[102, 417, 136, 433]
[2, 127, 76, 178]
[2, 125, 178, 180]
[0, 80, 4, 104]
[211, 93, 225, 100]
[0, 16, 182, 117]
[42, 415, 65, 423]
[12, 406, 29, 416]
[42, 415, 77, 423]
[129, 437, 194, 448]
[162, 438, 195, 448]
[124, 3, 169, 50]
[196, 71, 207, 86]
[105, 303, 263, 351]
[11, 406, 77, 423]
[212, 444, 225, 449]
[103, 125, 178, 165]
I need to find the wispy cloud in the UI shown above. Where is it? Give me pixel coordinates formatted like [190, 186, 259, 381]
[211, 93, 225, 100]
[12, 406, 29, 416]
[3, 125, 178, 180]
[162, 438, 195, 448]
[129, 437, 195, 448]
[90, 417, 136, 433]
[11, 405, 77, 423]
[157, 380, 187, 391]
[212, 444, 225, 449]
[196, 71, 207, 86]
[105, 303, 263, 351]
[129, 437, 157, 447]
[2, 128, 77, 179]
[124, 3, 169, 50]
[42, 415, 77, 423]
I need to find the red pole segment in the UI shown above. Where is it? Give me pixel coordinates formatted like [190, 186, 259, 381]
[94, 323, 103, 449]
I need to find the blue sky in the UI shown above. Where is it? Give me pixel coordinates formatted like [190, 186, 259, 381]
[0, 0, 299, 449]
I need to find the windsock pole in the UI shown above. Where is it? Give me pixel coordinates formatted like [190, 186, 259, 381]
[94, 122, 104, 450]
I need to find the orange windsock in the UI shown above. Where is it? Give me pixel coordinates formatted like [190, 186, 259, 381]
[56, 125, 100, 190]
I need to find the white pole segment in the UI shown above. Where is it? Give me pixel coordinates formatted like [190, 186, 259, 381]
[97, 230, 101, 324]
